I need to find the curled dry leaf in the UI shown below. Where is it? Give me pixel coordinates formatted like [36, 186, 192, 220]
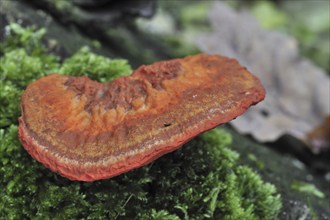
[18, 54, 265, 181]
[196, 2, 330, 153]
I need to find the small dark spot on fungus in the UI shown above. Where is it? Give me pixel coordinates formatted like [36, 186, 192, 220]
[164, 123, 172, 127]
[18, 54, 265, 181]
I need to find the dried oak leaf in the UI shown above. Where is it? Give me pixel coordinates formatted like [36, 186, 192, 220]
[18, 54, 265, 181]
[196, 2, 330, 152]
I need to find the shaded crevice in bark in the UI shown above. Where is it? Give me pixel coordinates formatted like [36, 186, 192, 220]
[25, 0, 172, 67]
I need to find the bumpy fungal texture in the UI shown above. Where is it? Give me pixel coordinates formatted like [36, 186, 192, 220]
[19, 54, 265, 181]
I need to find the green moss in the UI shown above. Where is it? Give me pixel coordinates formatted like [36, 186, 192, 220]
[0, 49, 58, 88]
[0, 25, 58, 128]
[0, 24, 281, 219]
[1, 23, 47, 54]
[0, 127, 281, 219]
[247, 153, 265, 170]
[0, 81, 22, 127]
[291, 181, 325, 199]
[59, 46, 132, 82]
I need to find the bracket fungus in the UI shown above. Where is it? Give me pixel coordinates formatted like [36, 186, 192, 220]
[18, 54, 265, 181]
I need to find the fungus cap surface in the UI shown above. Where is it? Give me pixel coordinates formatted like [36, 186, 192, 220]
[19, 54, 265, 181]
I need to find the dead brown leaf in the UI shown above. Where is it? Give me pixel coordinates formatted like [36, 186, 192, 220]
[196, 1, 330, 153]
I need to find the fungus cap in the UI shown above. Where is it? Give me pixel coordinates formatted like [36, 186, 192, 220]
[19, 54, 265, 181]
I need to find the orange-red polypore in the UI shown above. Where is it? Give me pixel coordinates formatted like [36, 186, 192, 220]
[18, 54, 265, 181]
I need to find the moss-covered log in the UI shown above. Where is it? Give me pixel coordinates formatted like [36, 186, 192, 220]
[0, 24, 281, 219]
